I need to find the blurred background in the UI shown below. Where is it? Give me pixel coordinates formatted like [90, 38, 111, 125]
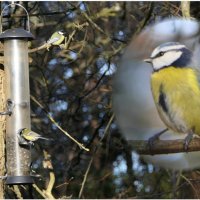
[2, 1, 200, 199]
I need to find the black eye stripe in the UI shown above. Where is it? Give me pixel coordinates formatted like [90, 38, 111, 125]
[152, 47, 192, 70]
[152, 49, 183, 59]
[152, 51, 165, 59]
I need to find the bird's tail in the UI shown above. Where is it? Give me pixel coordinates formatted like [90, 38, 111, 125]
[39, 137, 53, 141]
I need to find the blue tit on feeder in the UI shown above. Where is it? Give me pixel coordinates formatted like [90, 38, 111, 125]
[47, 31, 65, 46]
[19, 128, 51, 144]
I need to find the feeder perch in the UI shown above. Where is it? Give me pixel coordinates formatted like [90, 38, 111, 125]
[0, 3, 34, 185]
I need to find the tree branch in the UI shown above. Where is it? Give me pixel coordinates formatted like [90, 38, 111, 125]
[129, 138, 200, 155]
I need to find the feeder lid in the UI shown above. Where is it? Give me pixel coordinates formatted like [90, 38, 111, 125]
[0, 28, 34, 40]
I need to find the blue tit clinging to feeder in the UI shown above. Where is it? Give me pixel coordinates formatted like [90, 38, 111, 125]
[144, 42, 200, 149]
[47, 31, 65, 46]
[19, 128, 51, 143]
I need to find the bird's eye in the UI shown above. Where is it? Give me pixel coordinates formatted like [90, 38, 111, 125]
[159, 52, 164, 56]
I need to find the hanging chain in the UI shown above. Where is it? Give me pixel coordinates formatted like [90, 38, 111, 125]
[0, 2, 30, 33]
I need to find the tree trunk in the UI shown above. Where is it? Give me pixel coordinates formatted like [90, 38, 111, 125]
[0, 69, 6, 198]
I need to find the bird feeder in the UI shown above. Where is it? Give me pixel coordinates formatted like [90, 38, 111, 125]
[0, 3, 34, 184]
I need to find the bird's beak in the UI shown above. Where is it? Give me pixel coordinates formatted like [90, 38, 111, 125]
[143, 58, 152, 63]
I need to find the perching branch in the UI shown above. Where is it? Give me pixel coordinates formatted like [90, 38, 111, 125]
[28, 43, 49, 53]
[129, 138, 200, 155]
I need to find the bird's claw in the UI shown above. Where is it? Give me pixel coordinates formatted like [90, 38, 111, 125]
[46, 44, 51, 51]
[147, 128, 168, 150]
[184, 133, 193, 151]
[148, 134, 160, 149]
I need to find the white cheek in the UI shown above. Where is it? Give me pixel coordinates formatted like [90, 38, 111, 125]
[152, 51, 182, 70]
[152, 59, 165, 70]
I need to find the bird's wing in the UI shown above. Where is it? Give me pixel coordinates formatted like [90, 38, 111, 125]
[47, 37, 59, 44]
[28, 130, 41, 138]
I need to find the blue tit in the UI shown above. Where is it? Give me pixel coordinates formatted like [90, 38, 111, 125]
[144, 42, 200, 149]
[47, 30, 65, 46]
[19, 128, 50, 143]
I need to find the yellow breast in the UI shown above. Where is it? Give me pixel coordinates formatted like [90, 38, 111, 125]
[151, 66, 200, 134]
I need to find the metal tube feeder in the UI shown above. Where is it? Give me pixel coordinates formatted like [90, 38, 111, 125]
[0, 4, 34, 185]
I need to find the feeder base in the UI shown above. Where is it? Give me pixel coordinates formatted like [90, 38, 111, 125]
[5, 175, 33, 185]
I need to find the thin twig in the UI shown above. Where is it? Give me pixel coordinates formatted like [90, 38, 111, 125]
[78, 157, 93, 198]
[181, 174, 198, 198]
[31, 95, 89, 152]
[133, 2, 154, 36]
[13, 185, 22, 199]
[64, 30, 76, 49]
[81, 12, 109, 37]
[78, 114, 114, 198]
[32, 184, 46, 199]
[101, 114, 115, 142]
